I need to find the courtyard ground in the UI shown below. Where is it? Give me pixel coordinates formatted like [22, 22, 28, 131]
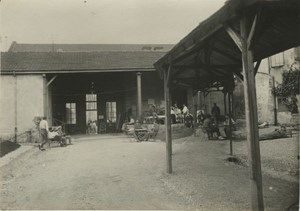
[0, 129, 298, 210]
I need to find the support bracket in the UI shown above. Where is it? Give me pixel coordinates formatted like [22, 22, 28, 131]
[224, 23, 242, 52]
[47, 75, 58, 87]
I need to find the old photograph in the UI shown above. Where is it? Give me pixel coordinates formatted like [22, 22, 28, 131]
[0, 0, 299, 210]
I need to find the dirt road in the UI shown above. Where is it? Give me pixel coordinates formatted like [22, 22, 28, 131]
[0, 135, 188, 210]
[0, 134, 298, 210]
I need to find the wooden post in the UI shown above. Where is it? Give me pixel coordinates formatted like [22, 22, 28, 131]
[228, 92, 233, 156]
[240, 16, 264, 211]
[193, 103, 197, 136]
[14, 71, 17, 143]
[164, 64, 172, 173]
[272, 76, 278, 125]
[136, 72, 142, 120]
[224, 92, 227, 115]
[43, 74, 47, 117]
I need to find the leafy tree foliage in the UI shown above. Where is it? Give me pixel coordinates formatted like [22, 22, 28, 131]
[272, 65, 299, 113]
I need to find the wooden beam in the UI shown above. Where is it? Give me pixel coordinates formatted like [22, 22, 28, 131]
[46, 75, 58, 87]
[166, 57, 172, 86]
[240, 16, 264, 211]
[254, 60, 261, 75]
[247, 14, 258, 49]
[204, 42, 213, 65]
[251, 12, 278, 49]
[233, 70, 244, 81]
[213, 47, 241, 63]
[224, 23, 242, 52]
[164, 64, 172, 174]
[173, 64, 241, 69]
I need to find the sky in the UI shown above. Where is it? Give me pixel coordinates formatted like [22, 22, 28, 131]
[0, 0, 226, 51]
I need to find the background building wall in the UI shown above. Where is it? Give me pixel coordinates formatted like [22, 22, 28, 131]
[255, 72, 275, 124]
[0, 75, 44, 136]
[0, 76, 16, 136]
[251, 47, 299, 124]
[205, 91, 225, 116]
[124, 72, 165, 120]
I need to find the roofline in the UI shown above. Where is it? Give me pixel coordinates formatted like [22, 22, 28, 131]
[154, 0, 263, 71]
[0, 67, 156, 75]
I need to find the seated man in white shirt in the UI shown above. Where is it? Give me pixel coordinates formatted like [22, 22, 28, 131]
[48, 126, 67, 147]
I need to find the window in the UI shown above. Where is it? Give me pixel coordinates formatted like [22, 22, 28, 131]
[86, 94, 97, 111]
[106, 102, 117, 123]
[270, 53, 284, 67]
[86, 94, 97, 124]
[66, 103, 76, 124]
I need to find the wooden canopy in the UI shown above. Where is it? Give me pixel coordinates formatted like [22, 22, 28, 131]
[154, 1, 299, 210]
[154, 0, 300, 91]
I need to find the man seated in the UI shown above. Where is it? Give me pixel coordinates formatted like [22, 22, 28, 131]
[48, 126, 71, 146]
[148, 121, 160, 139]
[202, 115, 222, 140]
[197, 109, 206, 125]
[134, 120, 143, 130]
[48, 126, 65, 146]
[122, 117, 135, 135]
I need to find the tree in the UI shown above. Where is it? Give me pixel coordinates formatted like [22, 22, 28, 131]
[272, 63, 300, 114]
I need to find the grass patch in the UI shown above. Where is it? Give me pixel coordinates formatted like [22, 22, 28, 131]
[0, 141, 21, 157]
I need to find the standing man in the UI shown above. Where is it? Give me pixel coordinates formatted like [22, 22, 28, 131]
[211, 103, 221, 125]
[182, 104, 189, 120]
[39, 116, 49, 150]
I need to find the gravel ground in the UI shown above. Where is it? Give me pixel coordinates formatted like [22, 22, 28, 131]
[0, 131, 298, 210]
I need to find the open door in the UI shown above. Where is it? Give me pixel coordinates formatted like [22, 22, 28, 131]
[86, 94, 98, 134]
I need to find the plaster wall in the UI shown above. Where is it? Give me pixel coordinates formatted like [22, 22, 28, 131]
[0, 75, 44, 136]
[255, 72, 275, 124]
[0, 76, 15, 135]
[205, 91, 225, 116]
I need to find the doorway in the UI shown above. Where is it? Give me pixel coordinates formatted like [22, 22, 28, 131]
[86, 94, 98, 134]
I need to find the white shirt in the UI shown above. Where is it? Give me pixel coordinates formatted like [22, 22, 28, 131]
[182, 106, 189, 114]
[48, 131, 58, 139]
[129, 118, 135, 124]
[39, 119, 49, 131]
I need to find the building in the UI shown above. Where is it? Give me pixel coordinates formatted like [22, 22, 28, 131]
[198, 47, 300, 124]
[0, 43, 176, 135]
[256, 47, 300, 124]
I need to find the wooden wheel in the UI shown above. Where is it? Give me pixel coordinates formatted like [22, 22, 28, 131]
[134, 130, 149, 142]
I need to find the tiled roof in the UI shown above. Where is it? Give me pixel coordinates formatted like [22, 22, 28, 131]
[1, 51, 166, 73]
[8, 42, 173, 52]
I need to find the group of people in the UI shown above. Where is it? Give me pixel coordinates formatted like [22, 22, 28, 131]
[171, 103, 193, 126]
[198, 103, 236, 140]
[38, 117, 71, 151]
[87, 120, 98, 134]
